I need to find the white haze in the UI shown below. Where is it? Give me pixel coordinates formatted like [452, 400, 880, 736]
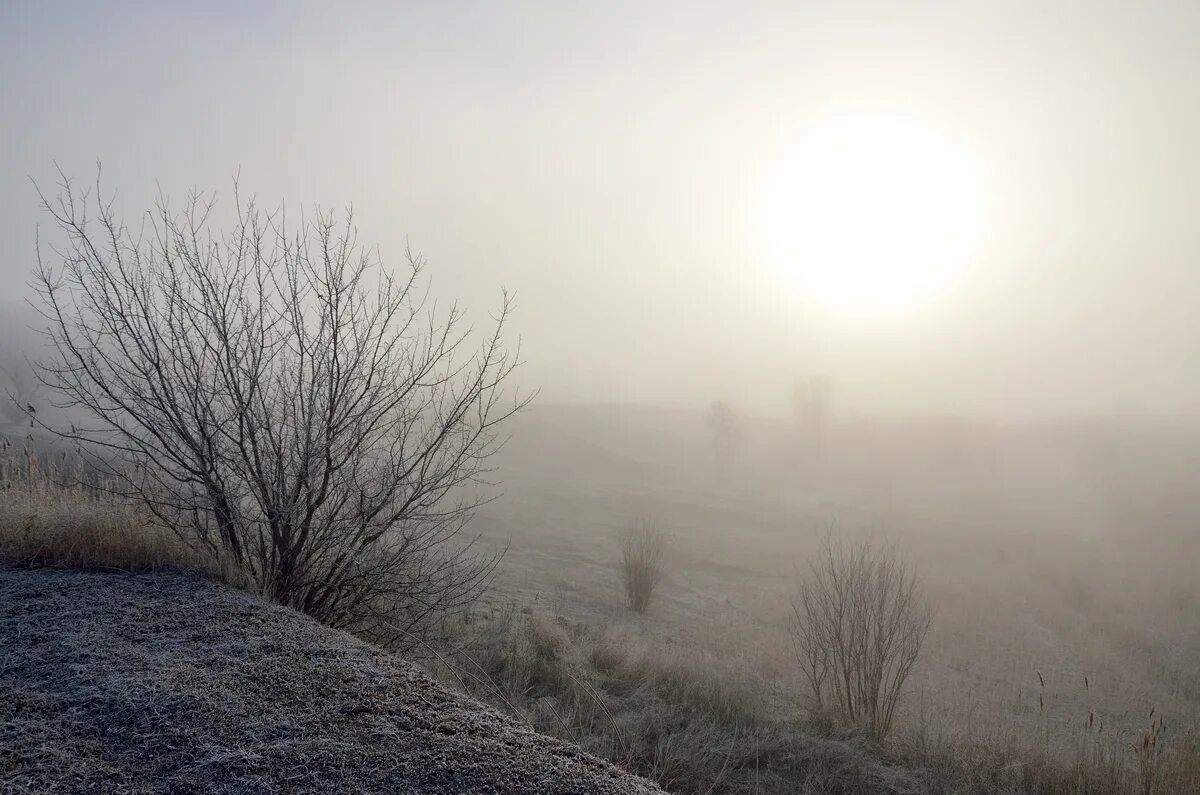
[4, 2, 1200, 420]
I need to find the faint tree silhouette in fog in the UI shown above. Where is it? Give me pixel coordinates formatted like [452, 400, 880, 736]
[789, 532, 931, 740]
[620, 516, 666, 612]
[706, 400, 742, 480]
[30, 172, 531, 648]
[792, 374, 832, 450]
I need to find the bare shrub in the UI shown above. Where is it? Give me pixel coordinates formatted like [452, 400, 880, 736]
[620, 517, 666, 613]
[29, 173, 529, 648]
[789, 532, 932, 740]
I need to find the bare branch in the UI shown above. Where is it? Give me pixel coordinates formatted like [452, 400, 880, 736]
[788, 530, 932, 740]
[30, 173, 533, 649]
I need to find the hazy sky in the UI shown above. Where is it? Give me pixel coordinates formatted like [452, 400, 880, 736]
[4, 1, 1200, 419]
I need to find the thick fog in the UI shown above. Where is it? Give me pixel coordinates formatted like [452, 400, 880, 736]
[5, 1, 1200, 419]
[4, 7, 1200, 786]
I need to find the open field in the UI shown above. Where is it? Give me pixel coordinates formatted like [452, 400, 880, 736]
[473, 404, 1200, 763]
[3, 405, 1198, 792]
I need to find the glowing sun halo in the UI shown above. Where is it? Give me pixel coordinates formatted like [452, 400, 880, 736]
[755, 111, 988, 318]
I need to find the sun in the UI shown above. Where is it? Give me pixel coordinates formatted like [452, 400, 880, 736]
[754, 109, 988, 318]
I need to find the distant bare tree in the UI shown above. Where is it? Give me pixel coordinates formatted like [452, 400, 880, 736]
[792, 374, 832, 449]
[30, 172, 531, 648]
[620, 516, 666, 613]
[706, 400, 742, 478]
[788, 532, 931, 740]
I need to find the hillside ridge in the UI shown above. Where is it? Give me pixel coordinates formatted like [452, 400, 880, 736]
[0, 568, 661, 794]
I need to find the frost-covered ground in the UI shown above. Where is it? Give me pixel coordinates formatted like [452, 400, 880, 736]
[0, 568, 661, 794]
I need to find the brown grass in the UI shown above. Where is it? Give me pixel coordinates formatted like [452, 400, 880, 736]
[620, 517, 666, 613]
[0, 440, 234, 580]
[431, 607, 928, 794]
[428, 601, 1200, 795]
[900, 679, 1200, 795]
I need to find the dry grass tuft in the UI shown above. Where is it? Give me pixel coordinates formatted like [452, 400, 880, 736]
[0, 440, 234, 581]
[588, 626, 633, 674]
[901, 687, 1200, 795]
[1, 497, 193, 572]
[526, 614, 573, 661]
[620, 517, 666, 613]
[1158, 726, 1200, 793]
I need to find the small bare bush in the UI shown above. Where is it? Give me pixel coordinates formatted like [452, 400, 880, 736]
[620, 518, 666, 613]
[789, 532, 932, 740]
